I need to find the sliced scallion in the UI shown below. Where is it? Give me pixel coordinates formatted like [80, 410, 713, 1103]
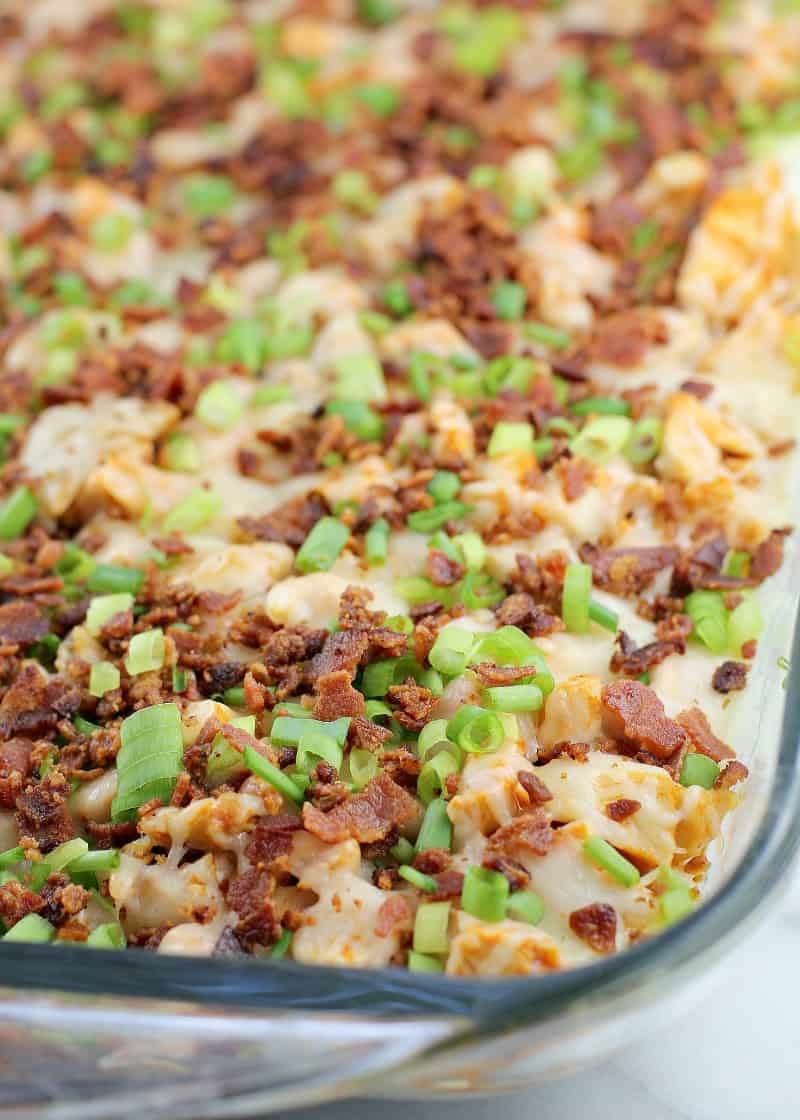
[162, 488, 222, 535]
[295, 517, 349, 573]
[582, 836, 640, 887]
[461, 866, 509, 922]
[89, 660, 120, 698]
[679, 752, 719, 789]
[416, 797, 453, 853]
[125, 628, 165, 675]
[85, 593, 134, 637]
[111, 702, 184, 819]
[413, 901, 451, 954]
[243, 745, 304, 805]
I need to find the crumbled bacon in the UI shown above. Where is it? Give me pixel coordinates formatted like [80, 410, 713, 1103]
[750, 528, 789, 582]
[374, 893, 411, 938]
[39, 872, 90, 927]
[0, 880, 43, 928]
[0, 738, 33, 809]
[601, 680, 686, 760]
[569, 903, 617, 953]
[426, 549, 465, 587]
[589, 309, 668, 368]
[348, 715, 392, 752]
[302, 772, 418, 844]
[605, 798, 642, 822]
[431, 870, 466, 901]
[579, 543, 678, 596]
[494, 592, 564, 637]
[559, 458, 595, 502]
[676, 706, 735, 762]
[536, 739, 590, 765]
[517, 770, 553, 806]
[0, 601, 49, 647]
[711, 661, 749, 694]
[15, 768, 77, 853]
[0, 665, 81, 740]
[226, 867, 280, 947]
[237, 491, 329, 549]
[386, 679, 437, 732]
[610, 630, 685, 677]
[714, 760, 749, 790]
[312, 670, 366, 720]
[485, 810, 553, 860]
[244, 814, 303, 866]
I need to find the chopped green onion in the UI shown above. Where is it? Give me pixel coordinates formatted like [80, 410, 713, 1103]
[326, 399, 385, 441]
[394, 577, 458, 608]
[243, 745, 304, 805]
[588, 599, 619, 632]
[333, 352, 386, 402]
[544, 416, 577, 438]
[428, 627, 475, 677]
[20, 149, 52, 183]
[416, 797, 453, 853]
[562, 562, 592, 634]
[506, 890, 545, 925]
[3, 913, 55, 943]
[86, 921, 127, 949]
[183, 173, 235, 219]
[68, 849, 121, 874]
[491, 281, 527, 321]
[85, 592, 134, 636]
[487, 421, 534, 457]
[74, 716, 101, 736]
[461, 866, 509, 922]
[125, 628, 165, 675]
[468, 625, 538, 667]
[270, 928, 292, 958]
[660, 886, 694, 926]
[270, 715, 350, 747]
[356, 83, 400, 117]
[685, 589, 728, 655]
[295, 729, 342, 774]
[52, 271, 89, 306]
[484, 683, 543, 713]
[295, 516, 350, 573]
[89, 212, 134, 251]
[47, 837, 89, 872]
[427, 471, 462, 504]
[164, 432, 200, 473]
[728, 594, 762, 657]
[417, 750, 460, 805]
[0, 846, 23, 869]
[86, 563, 144, 595]
[447, 706, 504, 754]
[252, 383, 291, 406]
[723, 551, 750, 579]
[398, 865, 438, 892]
[407, 501, 469, 534]
[111, 702, 184, 819]
[417, 719, 451, 760]
[570, 416, 634, 464]
[570, 397, 630, 417]
[413, 901, 450, 954]
[89, 660, 120, 698]
[162, 488, 222, 535]
[679, 752, 719, 789]
[0, 555, 12, 578]
[625, 417, 663, 465]
[195, 380, 244, 430]
[407, 949, 445, 972]
[390, 836, 416, 865]
[0, 485, 37, 541]
[348, 748, 379, 790]
[332, 169, 378, 215]
[452, 532, 485, 571]
[523, 321, 572, 350]
[220, 686, 246, 708]
[381, 278, 412, 316]
[582, 836, 641, 887]
[216, 319, 264, 370]
[365, 518, 389, 567]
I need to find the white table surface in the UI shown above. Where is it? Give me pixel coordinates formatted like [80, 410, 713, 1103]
[292, 864, 800, 1120]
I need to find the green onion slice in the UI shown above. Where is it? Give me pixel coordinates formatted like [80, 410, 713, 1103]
[111, 702, 184, 820]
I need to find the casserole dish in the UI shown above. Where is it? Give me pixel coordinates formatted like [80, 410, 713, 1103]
[1, 1, 800, 1115]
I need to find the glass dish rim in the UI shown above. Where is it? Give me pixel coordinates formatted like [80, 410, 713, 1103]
[1, 619, 798, 1036]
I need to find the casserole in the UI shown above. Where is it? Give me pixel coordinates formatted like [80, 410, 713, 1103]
[0, 0, 799, 1114]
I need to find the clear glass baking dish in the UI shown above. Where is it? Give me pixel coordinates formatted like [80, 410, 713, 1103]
[0, 533, 797, 1120]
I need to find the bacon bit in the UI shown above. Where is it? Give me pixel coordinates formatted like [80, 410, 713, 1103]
[169, 771, 203, 808]
[471, 662, 539, 687]
[714, 760, 749, 790]
[676, 706, 734, 762]
[486, 809, 553, 860]
[0, 601, 49, 646]
[426, 548, 465, 587]
[0, 880, 44, 928]
[0, 665, 82, 740]
[569, 903, 617, 953]
[509, 551, 568, 613]
[517, 770, 553, 805]
[412, 848, 450, 875]
[740, 639, 757, 660]
[0, 738, 33, 809]
[590, 194, 644, 255]
[601, 680, 686, 760]
[237, 491, 329, 548]
[242, 670, 267, 713]
[711, 660, 748, 694]
[589, 309, 668, 368]
[680, 379, 714, 400]
[374, 893, 411, 938]
[312, 669, 366, 720]
[654, 613, 693, 643]
[431, 869, 466, 901]
[379, 748, 422, 791]
[768, 438, 796, 458]
[195, 590, 241, 615]
[559, 458, 595, 502]
[605, 798, 642, 822]
[309, 630, 370, 680]
[579, 543, 678, 596]
[15, 768, 77, 853]
[302, 772, 418, 844]
[609, 630, 685, 677]
[245, 814, 303, 866]
[348, 715, 392, 751]
[84, 819, 139, 849]
[386, 679, 438, 732]
[482, 853, 530, 891]
[750, 528, 789, 582]
[536, 739, 590, 765]
[227, 867, 281, 947]
[494, 592, 564, 637]
[39, 872, 90, 926]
